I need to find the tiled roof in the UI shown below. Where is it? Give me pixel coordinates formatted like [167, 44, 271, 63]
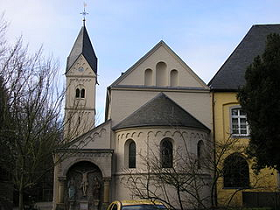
[209, 24, 280, 91]
[66, 26, 97, 73]
[112, 93, 210, 131]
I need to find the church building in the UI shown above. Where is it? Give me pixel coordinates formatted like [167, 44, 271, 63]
[52, 23, 213, 210]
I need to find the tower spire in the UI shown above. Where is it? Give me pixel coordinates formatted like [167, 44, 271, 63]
[80, 2, 89, 26]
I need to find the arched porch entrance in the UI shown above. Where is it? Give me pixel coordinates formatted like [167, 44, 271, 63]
[54, 149, 113, 210]
[65, 161, 103, 210]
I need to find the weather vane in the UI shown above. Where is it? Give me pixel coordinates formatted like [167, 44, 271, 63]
[80, 2, 89, 25]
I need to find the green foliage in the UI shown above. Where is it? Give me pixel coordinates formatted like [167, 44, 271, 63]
[237, 33, 280, 171]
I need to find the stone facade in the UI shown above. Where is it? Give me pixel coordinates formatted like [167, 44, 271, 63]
[53, 26, 212, 210]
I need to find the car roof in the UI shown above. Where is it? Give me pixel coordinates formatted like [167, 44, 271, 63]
[118, 200, 163, 206]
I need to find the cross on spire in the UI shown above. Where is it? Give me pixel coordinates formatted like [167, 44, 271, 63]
[80, 2, 89, 26]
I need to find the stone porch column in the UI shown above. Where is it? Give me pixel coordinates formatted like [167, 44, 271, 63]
[103, 178, 111, 208]
[58, 177, 66, 204]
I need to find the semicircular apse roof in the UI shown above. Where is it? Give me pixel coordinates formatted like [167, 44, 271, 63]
[112, 93, 210, 132]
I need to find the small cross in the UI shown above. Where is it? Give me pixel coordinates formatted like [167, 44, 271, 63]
[80, 2, 89, 26]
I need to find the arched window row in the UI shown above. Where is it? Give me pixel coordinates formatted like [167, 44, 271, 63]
[223, 153, 249, 188]
[75, 88, 85, 98]
[156, 62, 167, 86]
[128, 141, 136, 168]
[125, 139, 136, 169]
[170, 69, 178, 87]
[124, 138, 174, 169]
[197, 140, 205, 169]
[144, 62, 179, 87]
[160, 138, 173, 168]
[144, 69, 153, 86]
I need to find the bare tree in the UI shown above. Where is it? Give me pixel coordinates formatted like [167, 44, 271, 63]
[121, 128, 273, 210]
[122, 133, 212, 210]
[0, 15, 86, 210]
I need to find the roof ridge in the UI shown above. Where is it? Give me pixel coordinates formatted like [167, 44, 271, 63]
[252, 24, 280, 26]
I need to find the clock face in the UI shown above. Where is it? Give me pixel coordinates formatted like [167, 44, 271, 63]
[78, 67, 84, 72]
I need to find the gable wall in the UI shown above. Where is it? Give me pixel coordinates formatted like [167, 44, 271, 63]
[118, 45, 205, 88]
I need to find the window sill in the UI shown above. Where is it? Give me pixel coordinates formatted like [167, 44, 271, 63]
[231, 134, 250, 138]
[223, 186, 251, 190]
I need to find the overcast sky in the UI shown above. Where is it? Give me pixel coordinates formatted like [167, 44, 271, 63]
[2, 0, 280, 122]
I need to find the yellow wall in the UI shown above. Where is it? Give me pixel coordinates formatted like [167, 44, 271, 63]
[213, 92, 279, 207]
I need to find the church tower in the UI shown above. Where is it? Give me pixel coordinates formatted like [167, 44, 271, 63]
[64, 24, 97, 138]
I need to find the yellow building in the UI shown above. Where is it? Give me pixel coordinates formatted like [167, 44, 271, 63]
[209, 24, 280, 208]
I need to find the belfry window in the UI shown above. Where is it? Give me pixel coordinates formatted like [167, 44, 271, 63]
[81, 89, 85, 98]
[161, 138, 173, 168]
[75, 88, 85, 98]
[76, 88, 80, 98]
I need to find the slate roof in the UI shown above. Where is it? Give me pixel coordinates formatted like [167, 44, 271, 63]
[66, 26, 97, 73]
[112, 93, 210, 131]
[208, 24, 280, 91]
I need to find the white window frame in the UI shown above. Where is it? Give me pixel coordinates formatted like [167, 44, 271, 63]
[230, 106, 249, 136]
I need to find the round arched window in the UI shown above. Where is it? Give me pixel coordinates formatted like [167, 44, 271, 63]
[161, 139, 173, 168]
[223, 153, 249, 188]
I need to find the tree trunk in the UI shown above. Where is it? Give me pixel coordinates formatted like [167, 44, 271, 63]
[19, 187, 24, 210]
[18, 175, 24, 210]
